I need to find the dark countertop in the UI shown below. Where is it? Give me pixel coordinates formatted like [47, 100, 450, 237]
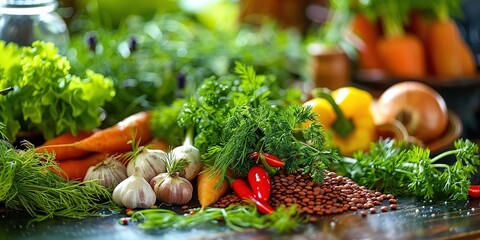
[2, 197, 480, 240]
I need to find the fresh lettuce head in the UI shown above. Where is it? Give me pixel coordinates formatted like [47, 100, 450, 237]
[0, 41, 115, 141]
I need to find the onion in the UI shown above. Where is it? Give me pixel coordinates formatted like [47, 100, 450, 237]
[374, 81, 449, 143]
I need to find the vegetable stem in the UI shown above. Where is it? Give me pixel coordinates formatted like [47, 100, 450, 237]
[312, 88, 354, 138]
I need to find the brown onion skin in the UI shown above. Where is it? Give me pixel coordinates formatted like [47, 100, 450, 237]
[375, 81, 448, 143]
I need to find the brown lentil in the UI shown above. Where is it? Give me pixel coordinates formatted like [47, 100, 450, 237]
[210, 170, 400, 220]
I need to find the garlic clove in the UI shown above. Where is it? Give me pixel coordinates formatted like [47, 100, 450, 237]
[151, 172, 193, 205]
[171, 145, 202, 181]
[84, 156, 127, 189]
[127, 148, 167, 181]
[112, 169, 156, 209]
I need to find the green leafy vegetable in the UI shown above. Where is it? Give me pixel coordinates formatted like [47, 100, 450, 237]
[177, 63, 337, 183]
[131, 204, 304, 233]
[335, 139, 480, 201]
[0, 136, 118, 222]
[0, 41, 115, 141]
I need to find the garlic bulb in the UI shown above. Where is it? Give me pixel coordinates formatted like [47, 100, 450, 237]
[112, 167, 157, 209]
[127, 147, 167, 181]
[150, 172, 193, 205]
[84, 156, 127, 189]
[171, 145, 202, 181]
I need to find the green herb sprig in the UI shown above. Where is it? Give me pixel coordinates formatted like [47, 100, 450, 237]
[0, 139, 118, 222]
[178, 63, 338, 183]
[336, 138, 480, 201]
[131, 204, 304, 233]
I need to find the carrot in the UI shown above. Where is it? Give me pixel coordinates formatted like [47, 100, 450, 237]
[35, 131, 95, 161]
[54, 152, 109, 181]
[362, 0, 427, 78]
[42, 130, 95, 146]
[377, 34, 426, 78]
[35, 144, 92, 161]
[459, 39, 477, 76]
[351, 14, 383, 69]
[146, 138, 170, 151]
[197, 167, 230, 209]
[425, 19, 463, 77]
[73, 111, 153, 154]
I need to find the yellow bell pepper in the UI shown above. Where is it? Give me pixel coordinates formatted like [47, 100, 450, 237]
[303, 87, 376, 156]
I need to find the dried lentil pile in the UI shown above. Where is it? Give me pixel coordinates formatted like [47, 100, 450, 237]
[212, 170, 398, 219]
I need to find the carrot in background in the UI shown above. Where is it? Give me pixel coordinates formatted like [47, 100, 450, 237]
[146, 138, 170, 151]
[197, 167, 230, 208]
[35, 144, 92, 161]
[374, 0, 426, 78]
[73, 111, 153, 154]
[54, 152, 109, 181]
[377, 34, 426, 78]
[351, 14, 383, 69]
[459, 40, 477, 76]
[423, 0, 477, 77]
[426, 19, 463, 77]
[35, 130, 95, 161]
[42, 130, 95, 146]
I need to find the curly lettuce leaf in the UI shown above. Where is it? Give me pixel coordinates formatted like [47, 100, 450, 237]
[0, 41, 115, 141]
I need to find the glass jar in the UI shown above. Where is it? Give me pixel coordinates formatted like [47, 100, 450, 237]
[0, 0, 69, 51]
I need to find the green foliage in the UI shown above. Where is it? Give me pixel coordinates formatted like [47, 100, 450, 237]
[132, 203, 304, 233]
[0, 140, 117, 222]
[67, 13, 306, 127]
[176, 63, 337, 183]
[0, 41, 115, 141]
[336, 139, 480, 201]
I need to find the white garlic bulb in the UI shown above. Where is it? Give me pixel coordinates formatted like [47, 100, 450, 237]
[112, 167, 157, 209]
[150, 172, 193, 205]
[171, 145, 202, 181]
[127, 147, 167, 181]
[84, 156, 127, 189]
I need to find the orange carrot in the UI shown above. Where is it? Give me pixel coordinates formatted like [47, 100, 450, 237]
[42, 130, 95, 146]
[54, 152, 109, 181]
[146, 138, 170, 151]
[35, 144, 92, 161]
[425, 19, 463, 77]
[35, 131, 95, 161]
[351, 14, 383, 69]
[459, 38, 477, 76]
[197, 167, 230, 208]
[377, 34, 427, 78]
[73, 111, 153, 154]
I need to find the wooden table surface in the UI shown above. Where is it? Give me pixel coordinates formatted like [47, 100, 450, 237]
[2, 196, 480, 240]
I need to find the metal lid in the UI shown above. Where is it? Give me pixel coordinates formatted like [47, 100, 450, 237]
[0, 0, 57, 14]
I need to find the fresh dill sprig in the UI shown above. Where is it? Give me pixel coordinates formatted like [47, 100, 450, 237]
[0, 140, 118, 222]
[181, 63, 338, 183]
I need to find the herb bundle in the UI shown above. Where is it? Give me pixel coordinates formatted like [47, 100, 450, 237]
[176, 63, 339, 183]
[0, 134, 117, 222]
[336, 139, 480, 201]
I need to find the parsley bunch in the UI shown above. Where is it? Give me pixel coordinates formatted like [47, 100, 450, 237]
[336, 139, 480, 201]
[177, 63, 338, 182]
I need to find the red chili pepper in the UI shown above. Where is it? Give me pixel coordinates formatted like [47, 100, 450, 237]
[249, 152, 285, 168]
[248, 166, 271, 202]
[468, 185, 480, 198]
[231, 178, 274, 214]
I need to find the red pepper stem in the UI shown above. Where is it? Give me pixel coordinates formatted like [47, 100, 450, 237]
[260, 156, 277, 176]
[311, 88, 354, 137]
